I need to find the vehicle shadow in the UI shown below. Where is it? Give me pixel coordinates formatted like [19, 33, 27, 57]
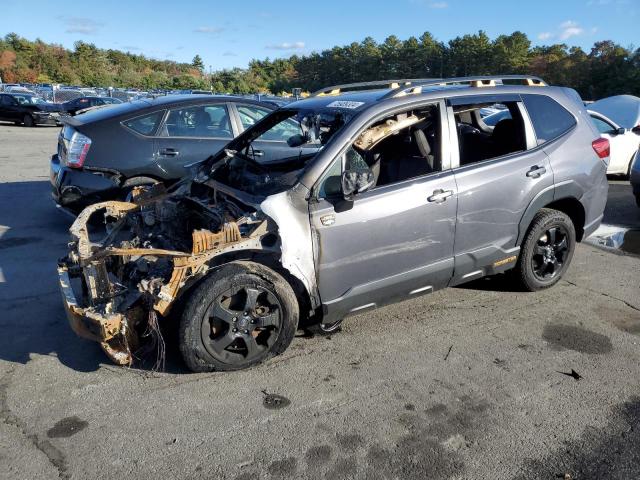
[0, 180, 190, 374]
[454, 273, 526, 293]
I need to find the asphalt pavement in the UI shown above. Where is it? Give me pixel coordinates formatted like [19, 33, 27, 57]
[0, 124, 639, 480]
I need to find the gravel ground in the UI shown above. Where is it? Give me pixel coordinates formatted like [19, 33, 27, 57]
[0, 124, 639, 480]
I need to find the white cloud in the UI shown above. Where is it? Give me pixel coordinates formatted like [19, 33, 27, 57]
[222, 51, 237, 57]
[265, 41, 305, 50]
[429, 1, 448, 7]
[537, 32, 554, 41]
[60, 16, 104, 35]
[559, 20, 584, 40]
[193, 26, 225, 34]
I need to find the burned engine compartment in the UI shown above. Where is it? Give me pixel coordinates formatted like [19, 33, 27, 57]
[58, 182, 279, 366]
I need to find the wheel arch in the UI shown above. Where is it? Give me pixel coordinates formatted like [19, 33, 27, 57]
[543, 197, 586, 241]
[175, 250, 317, 327]
[518, 184, 586, 245]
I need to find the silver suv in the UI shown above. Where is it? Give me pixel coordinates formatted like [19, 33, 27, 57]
[58, 76, 609, 371]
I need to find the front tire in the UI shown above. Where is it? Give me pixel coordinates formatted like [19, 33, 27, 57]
[22, 114, 34, 127]
[514, 208, 576, 291]
[179, 261, 299, 372]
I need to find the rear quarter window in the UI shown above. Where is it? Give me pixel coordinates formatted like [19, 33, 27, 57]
[122, 111, 163, 136]
[522, 94, 576, 145]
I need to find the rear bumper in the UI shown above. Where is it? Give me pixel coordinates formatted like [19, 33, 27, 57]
[50, 154, 121, 212]
[583, 213, 604, 239]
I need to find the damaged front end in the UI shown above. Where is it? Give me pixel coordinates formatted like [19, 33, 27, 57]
[58, 184, 277, 366]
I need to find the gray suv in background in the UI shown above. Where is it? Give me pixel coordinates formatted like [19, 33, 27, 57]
[58, 75, 609, 372]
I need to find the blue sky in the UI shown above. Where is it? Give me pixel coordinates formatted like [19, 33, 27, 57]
[1, 0, 637, 70]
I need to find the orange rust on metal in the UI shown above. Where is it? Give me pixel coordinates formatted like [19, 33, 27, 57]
[153, 223, 244, 315]
[154, 258, 191, 315]
[90, 246, 187, 260]
[100, 339, 132, 366]
[192, 223, 241, 254]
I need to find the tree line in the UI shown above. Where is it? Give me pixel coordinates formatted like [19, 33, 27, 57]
[1, 31, 639, 100]
[0, 33, 208, 90]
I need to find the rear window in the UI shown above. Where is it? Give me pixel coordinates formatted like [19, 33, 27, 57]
[522, 94, 576, 145]
[122, 111, 163, 136]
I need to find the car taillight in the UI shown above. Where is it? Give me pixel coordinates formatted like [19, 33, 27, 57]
[66, 131, 91, 168]
[592, 137, 610, 160]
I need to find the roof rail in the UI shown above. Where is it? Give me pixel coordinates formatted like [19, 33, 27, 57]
[309, 78, 440, 97]
[382, 75, 547, 99]
[309, 75, 547, 99]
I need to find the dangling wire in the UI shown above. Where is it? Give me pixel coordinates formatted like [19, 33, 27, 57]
[140, 309, 166, 372]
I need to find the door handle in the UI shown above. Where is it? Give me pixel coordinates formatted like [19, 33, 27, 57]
[526, 165, 546, 178]
[252, 149, 264, 157]
[427, 189, 454, 203]
[159, 148, 179, 157]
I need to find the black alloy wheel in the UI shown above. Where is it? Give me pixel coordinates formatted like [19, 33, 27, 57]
[531, 226, 570, 281]
[201, 285, 282, 365]
[179, 262, 299, 372]
[514, 208, 576, 291]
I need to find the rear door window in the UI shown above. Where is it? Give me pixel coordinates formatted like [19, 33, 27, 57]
[159, 104, 232, 138]
[522, 94, 576, 145]
[122, 111, 163, 136]
[237, 105, 271, 130]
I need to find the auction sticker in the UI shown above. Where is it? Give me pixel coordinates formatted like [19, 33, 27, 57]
[326, 100, 365, 109]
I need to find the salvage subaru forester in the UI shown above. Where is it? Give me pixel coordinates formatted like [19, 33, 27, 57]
[58, 76, 609, 371]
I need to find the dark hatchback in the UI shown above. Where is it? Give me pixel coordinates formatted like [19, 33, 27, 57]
[0, 93, 62, 127]
[50, 95, 278, 213]
[61, 96, 123, 115]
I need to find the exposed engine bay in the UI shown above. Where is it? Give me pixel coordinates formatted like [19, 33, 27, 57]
[58, 182, 280, 366]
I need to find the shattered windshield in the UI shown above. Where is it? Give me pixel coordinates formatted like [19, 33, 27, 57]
[209, 107, 354, 196]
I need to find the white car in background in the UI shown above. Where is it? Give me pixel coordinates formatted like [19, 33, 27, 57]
[588, 95, 640, 176]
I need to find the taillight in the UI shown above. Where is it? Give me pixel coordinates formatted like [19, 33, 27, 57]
[66, 131, 91, 168]
[592, 137, 610, 160]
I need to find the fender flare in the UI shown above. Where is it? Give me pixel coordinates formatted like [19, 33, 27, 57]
[516, 180, 584, 245]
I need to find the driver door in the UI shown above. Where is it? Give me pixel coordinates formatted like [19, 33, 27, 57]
[309, 103, 457, 322]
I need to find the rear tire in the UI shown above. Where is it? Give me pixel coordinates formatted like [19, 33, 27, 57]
[514, 208, 576, 292]
[22, 115, 34, 127]
[179, 261, 299, 372]
[635, 195, 640, 209]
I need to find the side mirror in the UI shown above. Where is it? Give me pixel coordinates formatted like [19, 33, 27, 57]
[632, 125, 640, 135]
[614, 127, 626, 136]
[287, 133, 308, 147]
[341, 168, 375, 200]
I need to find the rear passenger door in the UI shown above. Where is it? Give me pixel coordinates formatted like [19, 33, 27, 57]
[448, 94, 554, 284]
[230, 103, 319, 163]
[154, 102, 236, 178]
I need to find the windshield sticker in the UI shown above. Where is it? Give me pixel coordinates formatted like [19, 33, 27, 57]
[326, 100, 365, 109]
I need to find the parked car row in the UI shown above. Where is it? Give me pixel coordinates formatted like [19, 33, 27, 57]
[0, 92, 126, 126]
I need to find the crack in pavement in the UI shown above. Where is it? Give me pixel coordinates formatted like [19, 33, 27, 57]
[0, 367, 69, 479]
[564, 280, 640, 313]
